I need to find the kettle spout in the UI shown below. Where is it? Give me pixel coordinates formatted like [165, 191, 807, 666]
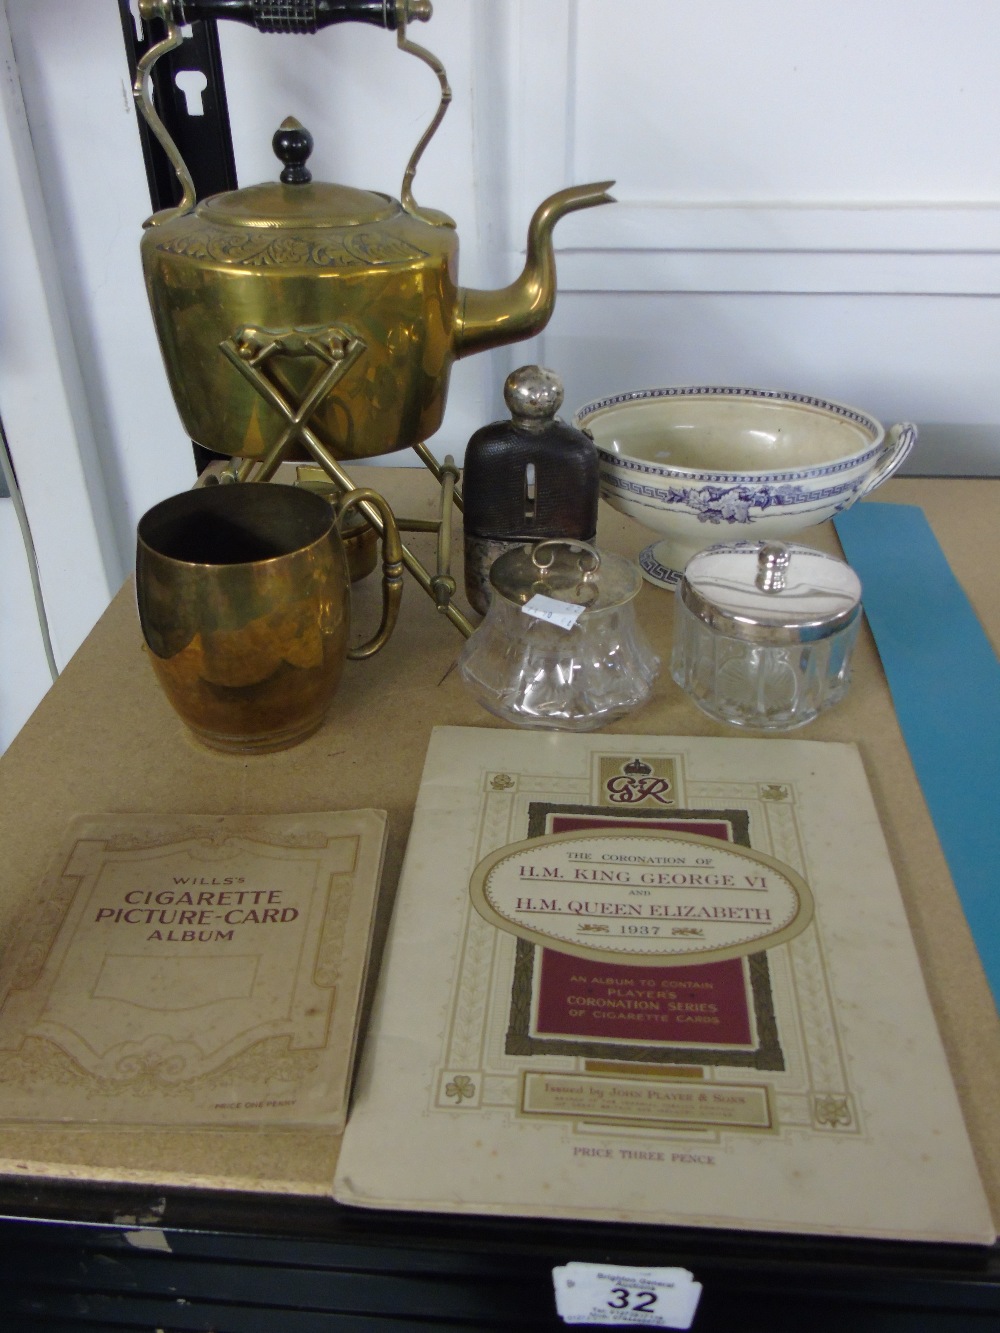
[454, 181, 615, 359]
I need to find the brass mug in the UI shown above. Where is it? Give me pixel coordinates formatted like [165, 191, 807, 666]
[136, 483, 403, 753]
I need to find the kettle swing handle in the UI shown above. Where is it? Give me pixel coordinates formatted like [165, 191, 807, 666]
[133, 3, 196, 226]
[154, 3, 431, 32]
[336, 489, 405, 659]
[133, 0, 441, 228]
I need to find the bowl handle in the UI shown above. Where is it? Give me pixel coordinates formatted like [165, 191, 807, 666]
[858, 422, 918, 498]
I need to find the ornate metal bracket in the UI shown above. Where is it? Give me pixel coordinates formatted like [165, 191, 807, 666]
[217, 325, 473, 638]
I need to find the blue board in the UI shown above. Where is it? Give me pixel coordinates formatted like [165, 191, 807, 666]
[834, 501, 1000, 1012]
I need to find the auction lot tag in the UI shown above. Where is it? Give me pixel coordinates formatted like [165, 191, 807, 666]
[522, 594, 586, 630]
[552, 1262, 702, 1327]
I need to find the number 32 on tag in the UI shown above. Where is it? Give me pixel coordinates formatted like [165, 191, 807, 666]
[552, 1262, 702, 1328]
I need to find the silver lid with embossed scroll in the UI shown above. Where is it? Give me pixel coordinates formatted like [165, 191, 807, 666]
[489, 539, 643, 614]
[679, 540, 862, 646]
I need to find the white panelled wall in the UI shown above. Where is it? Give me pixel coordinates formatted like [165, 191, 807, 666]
[0, 0, 998, 750]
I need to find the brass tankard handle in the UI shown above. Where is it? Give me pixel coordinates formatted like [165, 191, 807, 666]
[337, 489, 404, 659]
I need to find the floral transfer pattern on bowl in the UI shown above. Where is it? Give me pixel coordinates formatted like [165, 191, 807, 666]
[602, 469, 860, 524]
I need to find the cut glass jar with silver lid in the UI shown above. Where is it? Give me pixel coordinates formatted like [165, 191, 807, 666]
[670, 540, 863, 731]
[458, 539, 659, 730]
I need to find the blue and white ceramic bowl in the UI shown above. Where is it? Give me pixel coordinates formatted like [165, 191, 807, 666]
[574, 386, 917, 587]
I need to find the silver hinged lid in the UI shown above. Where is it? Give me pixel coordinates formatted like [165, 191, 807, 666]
[679, 540, 862, 644]
[490, 539, 642, 613]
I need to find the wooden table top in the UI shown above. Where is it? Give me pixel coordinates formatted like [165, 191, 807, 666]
[0, 471, 996, 1222]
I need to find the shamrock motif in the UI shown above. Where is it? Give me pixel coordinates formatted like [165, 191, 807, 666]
[445, 1074, 476, 1103]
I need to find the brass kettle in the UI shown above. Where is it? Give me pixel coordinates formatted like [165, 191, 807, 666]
[135, 0, 614, 462]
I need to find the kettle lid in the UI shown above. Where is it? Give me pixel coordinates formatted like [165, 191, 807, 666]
[195, 118, 400, 230]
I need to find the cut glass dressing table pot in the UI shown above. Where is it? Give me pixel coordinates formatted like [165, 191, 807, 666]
[671, 539, 863, 730]
[133, 0, 614, 637]
[458, 539, 659, 731]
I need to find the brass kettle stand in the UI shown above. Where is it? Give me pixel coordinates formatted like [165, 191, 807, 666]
[204, 322, 474, 639]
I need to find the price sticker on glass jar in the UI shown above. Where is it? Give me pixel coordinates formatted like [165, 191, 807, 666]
[522, 593, 587, 630]
[552, 1262, 702, 1328]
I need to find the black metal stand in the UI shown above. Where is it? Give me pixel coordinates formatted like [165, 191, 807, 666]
[119, 0, 235, 474]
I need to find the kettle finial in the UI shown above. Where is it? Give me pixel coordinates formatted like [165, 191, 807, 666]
[272, 118, 314, 184]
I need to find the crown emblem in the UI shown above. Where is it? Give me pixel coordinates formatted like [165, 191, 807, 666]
[623, 757, 652, 776]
